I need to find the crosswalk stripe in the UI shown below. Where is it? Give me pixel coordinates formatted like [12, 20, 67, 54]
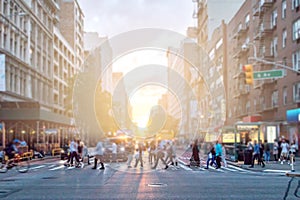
[49, 165, 65, 171]
[179, 163, 192, 171]
[227, 165, 251, 172]
[263, 169, 290, 173]
[30, 165, 46, 170]
[221, 167, 237, 172]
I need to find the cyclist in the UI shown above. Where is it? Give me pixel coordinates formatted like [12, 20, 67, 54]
[3, 139, 21, 168]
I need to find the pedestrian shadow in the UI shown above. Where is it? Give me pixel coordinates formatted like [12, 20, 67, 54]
[283, 177, 300, 200]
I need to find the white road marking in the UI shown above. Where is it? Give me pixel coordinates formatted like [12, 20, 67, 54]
[227, 165, 249, 172]
[263, 169, 290, 173]
[30, 165, 46, 170]
[49, 165, 65, 171]
[179, 163, 192, 171]
[221, 167, 237, 172]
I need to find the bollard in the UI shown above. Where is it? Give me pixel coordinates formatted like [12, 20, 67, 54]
[290, 154, 295, 172]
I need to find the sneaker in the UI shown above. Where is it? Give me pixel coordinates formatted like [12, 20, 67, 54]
[81, 163, 84, 168]
[99, 167, 105, 170]
[164, 165, 168, 169]
[249, 166, 254, 168]
[281, 162, 283, 165]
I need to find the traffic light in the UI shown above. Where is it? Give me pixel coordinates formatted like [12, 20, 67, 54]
[243, 64, 253, 85]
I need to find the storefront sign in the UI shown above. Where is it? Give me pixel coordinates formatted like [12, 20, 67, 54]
[236, 125, 258, 130]
[222, 133, 240, 143]
[287, 108, 300, 123]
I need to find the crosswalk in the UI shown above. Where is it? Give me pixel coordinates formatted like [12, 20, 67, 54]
[24, 159, 289, 176]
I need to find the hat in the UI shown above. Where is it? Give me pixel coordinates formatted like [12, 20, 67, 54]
[13, 139, 20, 143]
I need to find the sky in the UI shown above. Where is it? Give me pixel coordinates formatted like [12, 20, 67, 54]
[76, 0, 245, 128]
[77, 0, 196, 127]
[77, 0, 195, 37]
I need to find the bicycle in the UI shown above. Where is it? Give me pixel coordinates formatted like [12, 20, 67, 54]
[0, 153, 30, 173]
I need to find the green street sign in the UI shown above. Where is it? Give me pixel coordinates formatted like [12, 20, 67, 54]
[253, 69, 284, 80]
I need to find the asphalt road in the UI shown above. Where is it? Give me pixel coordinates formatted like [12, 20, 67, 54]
[0, 158, 298, 200]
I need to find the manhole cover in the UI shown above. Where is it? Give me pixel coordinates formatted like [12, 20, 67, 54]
[147, 183, 167, 187]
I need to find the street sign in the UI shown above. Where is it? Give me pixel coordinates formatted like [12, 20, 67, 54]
[253, 69, 284, 80]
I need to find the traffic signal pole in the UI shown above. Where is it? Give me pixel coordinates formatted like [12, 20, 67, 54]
[249, 57, 300, 75]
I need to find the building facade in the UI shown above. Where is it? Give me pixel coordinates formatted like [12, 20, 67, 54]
[0, 0, 84, 152]
[227, 0, 300, 145]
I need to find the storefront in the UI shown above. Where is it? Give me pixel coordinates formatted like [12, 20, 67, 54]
[222, 121, 280, 161]
[286, 108, 300, 149]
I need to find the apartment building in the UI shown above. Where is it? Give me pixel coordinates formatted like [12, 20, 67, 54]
[0, 0, 84, 151]
[227, 0, 300, 144]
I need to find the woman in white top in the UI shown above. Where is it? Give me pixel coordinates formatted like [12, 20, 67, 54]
[280, 139, 289, 164]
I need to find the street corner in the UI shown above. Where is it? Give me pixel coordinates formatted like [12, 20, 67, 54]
[286, 171, 300, 177]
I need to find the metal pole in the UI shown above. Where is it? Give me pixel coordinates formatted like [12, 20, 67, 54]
[2, 122, 5, 149]
[249, 57, 300, 74]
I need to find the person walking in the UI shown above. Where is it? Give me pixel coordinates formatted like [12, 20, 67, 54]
[215, 140, 222, 169]
[280, 139, 289, 164]
[278, 137, 283, 162]
[92, 140, 105, 170]
[111, 142, 117, 163]
[264, 140, 270, 163]
[273, 139, 279, 162]
[190, 139, 200, 167]
[134, 143, 144, 168]
[288, 141, 297, 165]
[221, 143, 228, 168]
[69, 139, 82, 167]
[204, 143, 217, 169]
[249, 140, 265, 168]
[126, 141, 135, 168]
[148, 141, 156, 164]
[258, 140, 264, 166]
[152, 142, 168, 170]
[165, 141, 174, 165]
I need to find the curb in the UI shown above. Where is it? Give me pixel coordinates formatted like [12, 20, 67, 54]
[286, 172, 300, 177]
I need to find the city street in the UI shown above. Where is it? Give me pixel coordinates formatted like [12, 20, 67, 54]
[0, 157, 298, 200]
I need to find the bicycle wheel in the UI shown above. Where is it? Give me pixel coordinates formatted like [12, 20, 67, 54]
[16, 159, 29, 173]
[0, 162, 8, 173]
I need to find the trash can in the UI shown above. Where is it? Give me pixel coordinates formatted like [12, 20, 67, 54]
[244, 150, 252, 165]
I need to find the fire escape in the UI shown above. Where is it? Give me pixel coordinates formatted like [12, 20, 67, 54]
[252, 0, 277, 114]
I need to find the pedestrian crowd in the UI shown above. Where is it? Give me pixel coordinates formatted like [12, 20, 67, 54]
[245, 136, 298, 168]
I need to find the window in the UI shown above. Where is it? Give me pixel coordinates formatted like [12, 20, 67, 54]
[293, 82, 300, 102]
[272, 90, 278, 107]
[292, 0, 300, 9]
[282, 29, 287, 48]
[271, 9, 278, 28]
[282, 0, 287, 19]
[292, 50, 300, 71]
[246, 101, 250, 113]
[292, 18, 300, 40]
[271, 37, 278, 56]
[283, 86, 287, 105]
[245, 14, 250, 28]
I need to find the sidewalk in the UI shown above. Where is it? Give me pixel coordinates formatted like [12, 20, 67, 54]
[227, 160, 299, 173]
[176, 147, 300, 174]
